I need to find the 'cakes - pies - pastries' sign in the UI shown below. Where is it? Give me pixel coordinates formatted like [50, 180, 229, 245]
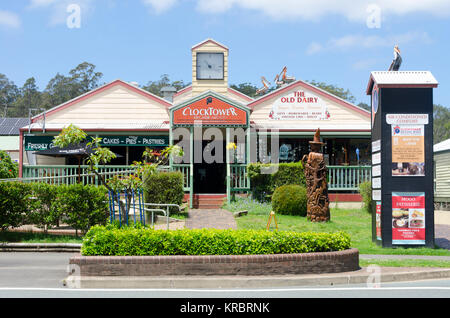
[173, 96, 247, 125]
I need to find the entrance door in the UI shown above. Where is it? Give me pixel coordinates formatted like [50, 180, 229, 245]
[193, 140, 226, 194]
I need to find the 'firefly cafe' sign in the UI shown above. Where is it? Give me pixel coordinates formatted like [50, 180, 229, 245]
[24, 135, 169, 151]
[269, 90, 330, 120]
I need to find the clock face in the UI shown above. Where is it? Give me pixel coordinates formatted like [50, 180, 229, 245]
[196, 52, 224, 80]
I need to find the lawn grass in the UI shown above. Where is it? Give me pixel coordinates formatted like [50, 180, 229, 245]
[223, 197, 450, 257]
[0, 231, 83, 243]
[360, 259, 450, 268]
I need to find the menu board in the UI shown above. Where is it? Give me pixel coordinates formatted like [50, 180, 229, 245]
[391, 125, 425, 176]
[392, 192, 425, 245]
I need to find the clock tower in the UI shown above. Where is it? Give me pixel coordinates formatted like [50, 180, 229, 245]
[191, 39, 229, 95]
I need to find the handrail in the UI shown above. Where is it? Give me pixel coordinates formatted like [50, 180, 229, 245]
[143, 203, 182, 230]
[142, 207, 167, 229]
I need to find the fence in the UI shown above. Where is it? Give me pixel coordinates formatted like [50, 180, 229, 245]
[328, 165, 371, 191]
[5, 164, 372, 192]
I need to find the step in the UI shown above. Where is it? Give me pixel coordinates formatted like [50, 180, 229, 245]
[190, 194, 227, 209]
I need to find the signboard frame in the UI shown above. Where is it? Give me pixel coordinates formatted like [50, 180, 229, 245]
[370, 85, 435, 248]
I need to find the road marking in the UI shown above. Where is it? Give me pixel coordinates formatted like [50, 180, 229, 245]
[0, 287, 449, 292]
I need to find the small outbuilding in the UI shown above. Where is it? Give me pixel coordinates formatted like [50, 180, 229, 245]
[0, 117, 29, 163]
[434, 138, 450, 210]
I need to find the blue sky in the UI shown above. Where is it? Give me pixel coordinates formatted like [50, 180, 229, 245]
[1, 0, 449, 107]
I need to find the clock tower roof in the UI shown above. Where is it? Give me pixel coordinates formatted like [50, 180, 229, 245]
[191, 38, 229, 51]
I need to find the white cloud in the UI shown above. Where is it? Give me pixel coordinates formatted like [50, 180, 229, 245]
[142, 0, 179, 14]
[27, 0, 95, 26]
[306, 31, 433, 55]
[196, 0, 450, 21]
[352, 58, 379, 71]
[0, 10, 21, 29]
[306, 42, 323, 55]
[28, 0, 58, 8]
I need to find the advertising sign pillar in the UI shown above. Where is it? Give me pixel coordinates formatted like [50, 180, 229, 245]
[366, 71, 438, 248]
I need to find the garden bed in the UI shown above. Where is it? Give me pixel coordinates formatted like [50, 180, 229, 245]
[69, 248, 359, 276]
[71, 225, 358, 276]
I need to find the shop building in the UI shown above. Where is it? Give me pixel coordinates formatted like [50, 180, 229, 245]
[20, 39, 371, 207]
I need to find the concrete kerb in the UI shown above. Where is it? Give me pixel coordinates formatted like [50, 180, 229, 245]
[0, 242, 82, 253]
[65, 267, 450, 289]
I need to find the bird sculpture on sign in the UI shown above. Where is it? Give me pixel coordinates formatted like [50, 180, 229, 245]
[302, 128, 330, 222]
[388, 45, 402, 71]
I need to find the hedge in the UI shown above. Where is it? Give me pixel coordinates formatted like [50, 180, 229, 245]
[247, 162, 305, 201]
[0, 182, 33, 231]
[0, 182, 108, 234]
[81, 225, 351, 256]
[0, 150, 18, 179]
[143, 171, 184, 213]
[272, 185, 307, 216]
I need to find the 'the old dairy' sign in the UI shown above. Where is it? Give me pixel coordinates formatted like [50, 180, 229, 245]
[269, 90, 330, 121]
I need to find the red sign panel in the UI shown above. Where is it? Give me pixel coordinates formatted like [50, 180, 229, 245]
[392, 192, 425, 245]
[173, 96, 247, 125]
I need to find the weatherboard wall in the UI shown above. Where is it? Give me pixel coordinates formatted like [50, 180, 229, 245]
[435, 150, 450, 201]
[43, 85, 170, 127]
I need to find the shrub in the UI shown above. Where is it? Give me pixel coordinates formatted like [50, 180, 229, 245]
[143, 171, 184, 213]
[0, 150, 18, 179]
[0, 182, 33, 231]
[81, 225, 351, 256]
[57, 183, 109, 236]
[27, 183, 62, 232]
[272, 184, 307, 216]
[359, 181, 372, 213]
[0, 181, 109, 234]
[248, 162, 305, 201]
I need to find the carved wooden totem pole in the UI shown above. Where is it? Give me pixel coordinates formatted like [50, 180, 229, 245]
[302, 129, 330, 222]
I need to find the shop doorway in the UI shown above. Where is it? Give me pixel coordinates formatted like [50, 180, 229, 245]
[193, 139, 226, 194]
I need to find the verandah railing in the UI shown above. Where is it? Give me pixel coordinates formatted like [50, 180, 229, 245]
[20, 165, 170, 185]
[230, 164, 250, 191]
[171, 164, 191, 191]
[328, 165, 371, 191]
[19, 164, 371, 191]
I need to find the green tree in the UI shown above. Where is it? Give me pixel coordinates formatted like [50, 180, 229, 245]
[9, 77, 42, 117]
[434, 104, 450, 144]
[357, 102, 370, 111]
[0, 74, 19, 117]
[44, 73, 76, 108]
[142, 74, 188, 97]
[306, 80, 357, 104]
[69, 62, 103, 94]
[43, 62, 103, 110]
[230, 82, 259, 98]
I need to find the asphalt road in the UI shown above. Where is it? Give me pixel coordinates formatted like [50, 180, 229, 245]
[0, 252, 74, 288]
[0, 252, 450, 299]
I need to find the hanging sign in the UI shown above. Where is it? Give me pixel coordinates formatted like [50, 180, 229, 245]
[391, 125, 425, 176]
[24, 135, 168, 151]
[392, 192, 426, 245]
[173, 96, 247, 126]
[386, 114, 428, 125]
[269, 90, 330, 120]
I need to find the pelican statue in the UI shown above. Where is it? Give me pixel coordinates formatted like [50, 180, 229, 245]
[388, 45, 402, 71]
